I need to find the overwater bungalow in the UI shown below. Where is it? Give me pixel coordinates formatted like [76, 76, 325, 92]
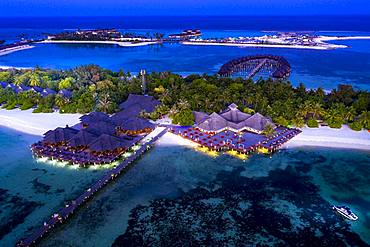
[80, 111, 112, 127]
[43, 126, 79, 145]
[194, 103, 275, 134]
[171, 103, 301, 156]
[85, 121, 117, 135]
[31, 94, 161, 166]
[88, 134, 131, 153]
[68, 130, 98, 149]
[116, 117, 155, 135]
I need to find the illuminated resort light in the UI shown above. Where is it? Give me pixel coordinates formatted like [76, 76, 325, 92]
[258, 147, 269, 154]
[195, 146, 219, 157]
[131, 145, 141, 151]
[226, 150, 248, 160]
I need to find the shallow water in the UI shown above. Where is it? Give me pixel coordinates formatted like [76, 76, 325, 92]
[33, 141, 370, 246]
[1, 29, 370, 90]
[0, 128, 106, 246]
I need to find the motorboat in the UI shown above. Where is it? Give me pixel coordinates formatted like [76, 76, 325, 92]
[332, 205, 358, 221]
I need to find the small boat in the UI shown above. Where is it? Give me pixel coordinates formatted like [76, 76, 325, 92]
[332, 205, 358, 221]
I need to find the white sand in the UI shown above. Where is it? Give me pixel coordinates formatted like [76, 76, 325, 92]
[39, 40, 159, 47]
[156, 132, 198, 148]
[0, 45, 35, 56]
[316, 36, 370, 41]
[182, 41, 346, 50]
[0, 65, 32, 70]
[0, 109, 82, 136]
[140, 126, 166, 144]
[284, 125, 370, 150]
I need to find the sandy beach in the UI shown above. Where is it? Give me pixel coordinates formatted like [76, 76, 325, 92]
[0, 108, 369, 150]
[39, 40, 159, 47]
[181, 41, 346, 50]
[0, 45, 35, 56]
[0, 109, 82, 136]
[284, 125, 370, 150]
[316, 35, 370, 41]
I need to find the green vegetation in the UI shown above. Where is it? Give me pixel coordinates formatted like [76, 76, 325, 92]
[307, 118, 319, 128]
[0, 66, 369, 130]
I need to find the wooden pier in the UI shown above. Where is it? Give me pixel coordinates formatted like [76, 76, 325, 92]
[17, 127, 168, 247]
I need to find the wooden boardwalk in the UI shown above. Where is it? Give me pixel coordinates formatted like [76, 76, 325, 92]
[247, 59, 267, 79]
[17, 127, 168, 247]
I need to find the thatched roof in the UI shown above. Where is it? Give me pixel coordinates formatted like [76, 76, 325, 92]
[197, 113, 229, 131]
[80, 111, 111, 125]
[88, 134, 130, 152]
[0, 82, 7, 88]
[118, 94, 160, 113]
[196, 104, 275, 133]
[68, 130, 98, 147]
[220, 104, 251, 123]
[242, 113, 276, 132]
[85, 121, 117, 135]
[193, 111, 209, 124]
[58, 89, 72, 98]
[118, 117, 155, 131]
[43, 127, 78, 143]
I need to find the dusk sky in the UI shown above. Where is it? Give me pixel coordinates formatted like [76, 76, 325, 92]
[1, 0, 370, 16]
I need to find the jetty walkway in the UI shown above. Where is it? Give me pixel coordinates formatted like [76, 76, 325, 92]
[17, 127, 168, 247]
[247, 58, 267, 79]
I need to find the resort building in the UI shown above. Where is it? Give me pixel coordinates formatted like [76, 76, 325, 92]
[31, 94, 160, 166]
[194, 103, 276, 134]
[119, 94, 160, 114]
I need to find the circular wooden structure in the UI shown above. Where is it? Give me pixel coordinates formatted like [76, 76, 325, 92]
[218, 55, 291, 79]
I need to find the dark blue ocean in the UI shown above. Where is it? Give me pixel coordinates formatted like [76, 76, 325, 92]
[0, 16, 370, 90]
[0, 16, 370, 247]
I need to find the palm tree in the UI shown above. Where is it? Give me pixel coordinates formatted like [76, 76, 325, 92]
[97, 93, 112, 113]
[263, 124, 275, 137]
[358, 111, 370, 129]
[292, 117, 305, 128]
[177, 99, 190, 111]
[345, 106, 356, 122]
[29, 72, 41, 87]
[55, 94, 70, 108]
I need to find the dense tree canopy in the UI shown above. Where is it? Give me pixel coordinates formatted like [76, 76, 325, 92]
[0, 65, 369, 130]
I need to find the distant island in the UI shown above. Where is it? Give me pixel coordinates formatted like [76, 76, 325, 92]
[2, 29, 370, 57]
[182, 32, 370, 50]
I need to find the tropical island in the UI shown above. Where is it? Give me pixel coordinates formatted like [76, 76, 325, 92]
[182, 32, 370, 50]
[40, 28, 162, 47]
[4, 63, 368, 246]
[3, 29, 370, 57]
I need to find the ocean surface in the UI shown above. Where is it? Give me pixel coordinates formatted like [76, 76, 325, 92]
[0, 128, 369, 246]
[0, 16, 370, 246]
[1, 16, 370, 90]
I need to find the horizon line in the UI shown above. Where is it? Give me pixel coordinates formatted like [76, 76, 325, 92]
[2, 14, 370, 18]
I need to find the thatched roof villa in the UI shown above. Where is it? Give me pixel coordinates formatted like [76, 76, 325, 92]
[194, 103, 275, 134]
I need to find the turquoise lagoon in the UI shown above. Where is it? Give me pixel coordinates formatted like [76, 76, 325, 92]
[0, 128, 369, 246]
[0, 128, 107, 246]
[1, 29, 370, 90]
[25, 135, 369, 246]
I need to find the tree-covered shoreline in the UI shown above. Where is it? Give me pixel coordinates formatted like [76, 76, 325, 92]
[0, 65, 369, 130]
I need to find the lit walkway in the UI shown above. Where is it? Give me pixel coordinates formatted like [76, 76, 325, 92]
[17, 127, 168, 247]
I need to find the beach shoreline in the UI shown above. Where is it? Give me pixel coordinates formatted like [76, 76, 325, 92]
[0, 109, 369, 150]
[0, 109, 82, 136]
[0, 45, 35, 56]
[39, 40, 160, 47]
[283, 125, 370, 151]
[181, 41, 346, 50]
